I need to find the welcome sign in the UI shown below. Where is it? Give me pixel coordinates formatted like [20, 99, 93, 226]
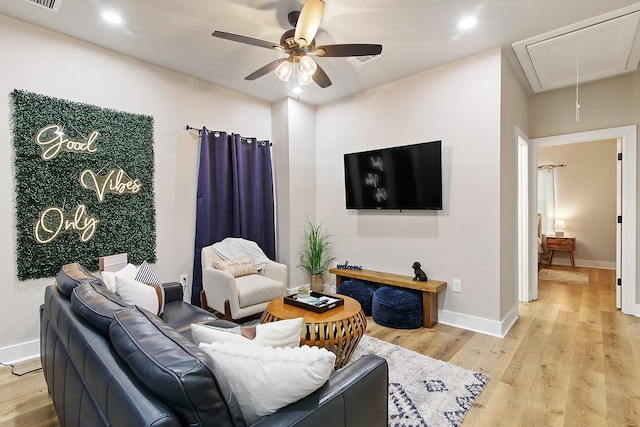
[11, 89, 156, 280]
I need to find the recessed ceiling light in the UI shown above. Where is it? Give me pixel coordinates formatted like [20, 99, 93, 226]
[101, 11, 123, 25]
[458, 16, 477, 31]
[292, 87, 303, 94]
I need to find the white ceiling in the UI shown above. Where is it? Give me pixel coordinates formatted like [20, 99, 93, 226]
[2, 0, 640, 105]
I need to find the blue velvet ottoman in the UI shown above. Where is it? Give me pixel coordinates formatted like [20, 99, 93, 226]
[372, 287, 423, 329]
[337, 279, 378, 316]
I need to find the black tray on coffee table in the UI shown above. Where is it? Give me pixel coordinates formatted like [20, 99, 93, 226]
[284, 291, 344, 313]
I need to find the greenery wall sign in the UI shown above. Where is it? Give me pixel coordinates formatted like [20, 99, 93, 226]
[11, 89, 156, 280]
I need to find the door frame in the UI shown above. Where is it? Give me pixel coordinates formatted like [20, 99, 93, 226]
[516, 127, 531, 302]
[530, 125, 637, 315]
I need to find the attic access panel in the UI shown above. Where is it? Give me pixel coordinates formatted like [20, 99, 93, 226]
[513, 6, 640, 93]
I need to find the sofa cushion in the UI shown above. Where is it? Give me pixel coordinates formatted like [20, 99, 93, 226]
[213, 256, 258, 278]
[199, 341, 336, 425]
[191, 317, 303, 348]
[70, 282, 129, 336]
[109, 306, 246, 427]
[235, 274, 284, 308]
[56, 262, 102, 298]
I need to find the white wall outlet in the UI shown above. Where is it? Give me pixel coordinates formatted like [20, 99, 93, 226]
[179, 274, 188, 289]
[452, 279, 462, 293]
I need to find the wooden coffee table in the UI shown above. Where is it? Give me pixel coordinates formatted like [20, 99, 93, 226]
[260, 295, 367, 369]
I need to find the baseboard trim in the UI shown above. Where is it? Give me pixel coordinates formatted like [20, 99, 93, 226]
[0, 339, 40, 364]
[548, 258, 615, 270]
[438, 305, 518, 338]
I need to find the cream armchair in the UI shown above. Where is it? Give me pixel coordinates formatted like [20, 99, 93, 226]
[200, 244, 287, 321]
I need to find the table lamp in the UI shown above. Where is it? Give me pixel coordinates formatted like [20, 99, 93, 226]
[554, 219, 565, 237]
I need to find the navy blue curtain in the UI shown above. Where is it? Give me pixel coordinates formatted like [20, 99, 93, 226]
[191, 128, 275, 304]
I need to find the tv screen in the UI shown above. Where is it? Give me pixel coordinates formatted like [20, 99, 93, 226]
[344, 141, 442, 210]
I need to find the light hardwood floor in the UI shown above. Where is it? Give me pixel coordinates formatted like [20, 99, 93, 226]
[2, 266, 638, 426]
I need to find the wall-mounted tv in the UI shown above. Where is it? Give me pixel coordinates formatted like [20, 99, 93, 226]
[344, 140, 442, 210]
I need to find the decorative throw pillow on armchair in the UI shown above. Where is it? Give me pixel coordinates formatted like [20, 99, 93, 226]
[213, 256, 258, 277]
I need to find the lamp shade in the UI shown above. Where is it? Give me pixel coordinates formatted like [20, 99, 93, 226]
[299, 56, 317, 75]
[274, 60, 293, 81]
[297, 68, 313, 85]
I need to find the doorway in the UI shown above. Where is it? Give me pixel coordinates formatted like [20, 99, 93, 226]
[528, 126, 637, 315]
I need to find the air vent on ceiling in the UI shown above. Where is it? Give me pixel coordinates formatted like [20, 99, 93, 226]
[347, 55, 381, 67]
[23, 0, 61, 12]
[513, 4, 640, 93]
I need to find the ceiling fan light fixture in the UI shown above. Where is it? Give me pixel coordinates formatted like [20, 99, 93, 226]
[275, 60, 293, 81]
[294, 0, 325, 47]
[297, 68, 314, 85]
[299, 55, 317, 75]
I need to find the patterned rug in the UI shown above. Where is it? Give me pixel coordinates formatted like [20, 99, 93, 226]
[351, 335, 489, 427]
[538, 268, 589, 284]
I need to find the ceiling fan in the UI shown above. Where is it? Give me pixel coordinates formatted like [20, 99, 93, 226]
[212, 0, 382, 88]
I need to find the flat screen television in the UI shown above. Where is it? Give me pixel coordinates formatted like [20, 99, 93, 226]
[344, 140, 442, 210]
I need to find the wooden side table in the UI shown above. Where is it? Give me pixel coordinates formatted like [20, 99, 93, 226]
[261, 295, 366, 369]
[546, 236, 576, 269]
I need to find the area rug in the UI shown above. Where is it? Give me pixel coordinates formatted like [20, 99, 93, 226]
[538, 268, 588, 284]
[351, 335, 489, 427]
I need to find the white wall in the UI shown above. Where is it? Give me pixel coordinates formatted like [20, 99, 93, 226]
[272, 98, 317, 290]
[315, 49, 513, 335]
[499, 52, 529, 324]
[0, 14, 272, 361]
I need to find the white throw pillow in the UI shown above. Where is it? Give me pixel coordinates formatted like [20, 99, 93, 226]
[213, 256, 258, 277]
[199, 341, 335, 424]
[101, 263, 139, 292]
[115, 276, 163, 315]
[191, 318, 303, 348]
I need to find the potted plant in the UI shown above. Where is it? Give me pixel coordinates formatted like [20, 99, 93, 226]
[298, 220, 336, 292]
[296, 285, 311, 300]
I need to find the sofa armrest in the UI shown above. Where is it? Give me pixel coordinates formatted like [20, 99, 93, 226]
[253, 354, 388, 427]
[161, 281, 184, 303]
[263, 261, 288, 290]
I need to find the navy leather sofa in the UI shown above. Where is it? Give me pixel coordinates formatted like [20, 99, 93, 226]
[40, 263, 388, 426]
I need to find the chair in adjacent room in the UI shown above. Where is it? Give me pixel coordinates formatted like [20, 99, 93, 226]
[200, 242, 287, 321]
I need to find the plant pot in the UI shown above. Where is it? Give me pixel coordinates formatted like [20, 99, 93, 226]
[311, 274, 324, 293]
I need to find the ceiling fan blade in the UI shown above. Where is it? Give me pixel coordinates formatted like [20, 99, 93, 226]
[212, 30, 282, 50]
[294, 0, 325, 48]
[245, 59, 288, 81]
[312, 63, 332, 88]
[314, 44, 383, 57]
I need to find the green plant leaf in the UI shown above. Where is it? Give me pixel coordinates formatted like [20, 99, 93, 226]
[297, 220, 336, 275]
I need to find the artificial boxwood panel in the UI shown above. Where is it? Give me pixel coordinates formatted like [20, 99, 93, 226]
[11, 89, 156, 280]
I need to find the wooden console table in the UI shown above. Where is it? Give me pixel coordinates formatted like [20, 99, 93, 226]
[329, 268, 447, 328]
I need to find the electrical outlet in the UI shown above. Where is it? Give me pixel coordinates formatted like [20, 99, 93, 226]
[179, 274, 188, 289]
[452, 279, 462, 293]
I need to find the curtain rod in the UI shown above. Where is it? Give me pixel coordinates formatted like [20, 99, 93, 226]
[185, 125, 202, 133]
[185, 125, 272, 146]
[537, 163, 566, 170]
